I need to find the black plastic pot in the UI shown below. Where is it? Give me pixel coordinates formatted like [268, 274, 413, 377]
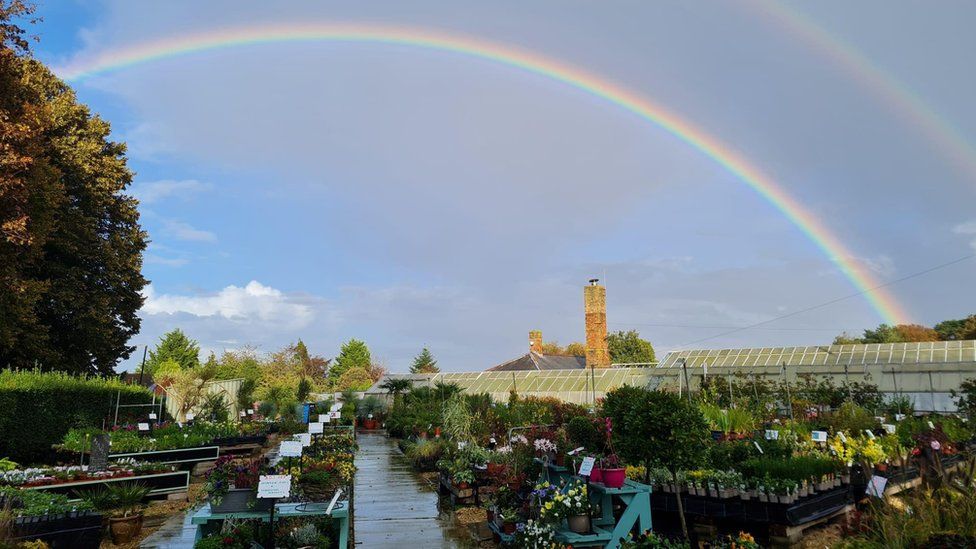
[210, 488, 274, 513]
[11, 511, 103, 548]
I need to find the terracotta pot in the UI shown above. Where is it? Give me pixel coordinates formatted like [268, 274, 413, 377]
[503, 521, 517, 535]
[602, 467, 626, 489]
[434, 427, 442, 438]
[109, 513, 143, 545]
[486, 509, 495, 521]
[568, 514, 591, 534]
[555, 453, 565, 466]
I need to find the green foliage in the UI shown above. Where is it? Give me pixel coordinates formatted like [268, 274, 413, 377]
[296, 377, 313, 402]
[199, 393, 230, 423]
[603, 387, 709, 473]
[825, 402, 879, 433]
[862, 324, 903, 344]
[621, 530, 691, 549]
[145, 329, 200, 376]
[329, 339, 371, 385]
[0, 32, 147, 375]
[0, 369, 151, 463]
[378, 377, 413, 398]
[441, 394, 472, 442]
[410, 347, 440, 374]
[336, 367, 373, 391]
[566, 416, 601, 453]
[0, 487, 93, 517]
[607, 330, 656, 364]
[355, 396, 386, 419]
[705, 441, 760, 471]
[75, 482, 149, 517]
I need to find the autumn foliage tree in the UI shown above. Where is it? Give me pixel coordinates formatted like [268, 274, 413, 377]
[0, 2, 146, 374]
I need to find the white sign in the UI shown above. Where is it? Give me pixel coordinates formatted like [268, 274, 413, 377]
[279, 440, 303, 457]
[318, 414, 328, 423]
[866, 475, 888, 498]
[457, 441, 467, 450]
[330, 411, 341, 420]
[895, 413, 906, 421]
[257, 475, 292, 499]
[309, 422, 324, 434]
[865, 429, 876, 440]
[928, 421, 936, 430]
[239, 411, 247, 418]
[883, 424, 896, 434]
[247, 409, 254, 415]
[331, 403, 342, 412]
[295, 433, 312, 447]
[137, 422, 150, 431]
[148, 413, 157, 420]
[837, 432, 848, 443]
[753, 441, 764, 454]
[578, 456, 596, 477]
[811, 431, 828, 443]
[764, 430, 779, 440]
[186, 413, 195, 421]
[326, 488, 343, 515]
[568, 446, 585, 456]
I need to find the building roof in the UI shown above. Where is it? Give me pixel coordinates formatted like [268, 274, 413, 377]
[485, 352, 586, 372]
[659, 340, 976, 369]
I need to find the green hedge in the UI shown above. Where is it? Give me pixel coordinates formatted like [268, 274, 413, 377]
[0, 370, 152, 464]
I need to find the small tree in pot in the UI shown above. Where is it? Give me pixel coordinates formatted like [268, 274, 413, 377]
[604, 387, 709, 541]
[76, 482, 150, 544]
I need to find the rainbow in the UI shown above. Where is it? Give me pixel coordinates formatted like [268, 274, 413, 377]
[747, 0, 976, 184]
[56, 23, 911, 325]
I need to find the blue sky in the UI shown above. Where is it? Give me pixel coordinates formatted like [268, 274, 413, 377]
[31, 1, 976, 371]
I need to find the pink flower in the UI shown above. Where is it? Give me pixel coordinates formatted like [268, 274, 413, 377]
[931, 440, 942, 451]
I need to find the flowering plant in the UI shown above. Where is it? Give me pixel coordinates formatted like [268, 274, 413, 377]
[204, 457, 263, 505]
[513, 520, 556, 548]
[540, 482, 591, 522]
[534, 438, 557, 454]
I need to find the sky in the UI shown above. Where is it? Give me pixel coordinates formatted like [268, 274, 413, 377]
[29, 0, 976, 372]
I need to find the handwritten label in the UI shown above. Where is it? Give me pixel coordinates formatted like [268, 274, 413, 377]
[811, 431, 828, 443]
[578, 456, 596, 477]
[764, 430, 779, 440]
[137, 422, 150, 432]
[279, 440, 303, 457]
[89, 434, 110, 472]
[308, 422, 324, 434]
[257, 475, 291, 499]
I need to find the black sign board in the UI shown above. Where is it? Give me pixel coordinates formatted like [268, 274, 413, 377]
[89, 434, 110, 472]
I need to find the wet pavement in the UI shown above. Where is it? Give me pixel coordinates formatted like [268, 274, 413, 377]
[353, 432, 462, 548]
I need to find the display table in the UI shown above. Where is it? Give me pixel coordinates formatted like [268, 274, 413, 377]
[190, 502, 349, 548]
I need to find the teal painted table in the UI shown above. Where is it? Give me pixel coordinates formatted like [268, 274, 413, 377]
[190, 502, 349, 548]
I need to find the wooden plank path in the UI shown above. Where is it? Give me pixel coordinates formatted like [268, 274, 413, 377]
[353, 432, 461, 548]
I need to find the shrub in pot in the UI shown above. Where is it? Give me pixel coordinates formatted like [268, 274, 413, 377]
[77, 482, 150, 545]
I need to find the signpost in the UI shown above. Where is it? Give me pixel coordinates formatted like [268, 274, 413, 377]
[308, 422, 324, 434]
[89, 434, 110, 472]
[578, 456, 596, 477]
[257, 475, 292, 547]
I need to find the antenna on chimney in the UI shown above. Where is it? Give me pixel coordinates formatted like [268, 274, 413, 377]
[588, 278, 599, 286]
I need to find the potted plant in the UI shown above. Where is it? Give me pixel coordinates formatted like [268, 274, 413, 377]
[77, 482, 151, 545]
[453, 468, 475, 490]
[500, 508, 518, 534]
[205, 456, 270, 513]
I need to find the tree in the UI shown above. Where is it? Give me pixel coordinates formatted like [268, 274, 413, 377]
[832, 332, 863, 345]
[935, 317, 970, 341]
[329, 339, 371, 385]
[379, 378, 413, 401]
[155, 359, 218, 421]
[861, 324, 903, 344]
[336, 367, 373, 391]
[145, 329, 200, 375]
[410, 347, 440, 373]
[607, 330, 656, 364]
[540, 341, 564, 355]
[965, 317, 976, 340]
[603, 387, 708, 540]
[368, 362, 387, 382]
[565, 342, 586, 356]
[894, 324, 940, 342]
[0, 5, 147, 374]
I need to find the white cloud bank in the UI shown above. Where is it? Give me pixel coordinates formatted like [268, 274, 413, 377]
[955, 220, 976, 251]
[130, 179, 212, 204]
[142, 281, 315, 329]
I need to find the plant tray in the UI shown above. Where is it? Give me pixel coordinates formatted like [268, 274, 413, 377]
[26, 470, 190, 500]
[110, 445, 220, 464]
[743, 487, 851, 526]
[213, 434, 268, 447]
[11, 511, 103, 549]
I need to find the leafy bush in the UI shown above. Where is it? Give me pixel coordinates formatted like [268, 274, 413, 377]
[0, 369, 152, 463]
[825, 402, 879, 433]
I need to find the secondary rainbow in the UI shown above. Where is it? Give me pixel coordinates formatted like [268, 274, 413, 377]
[747, 0, 976, 184]
[56, 23, 911, 325]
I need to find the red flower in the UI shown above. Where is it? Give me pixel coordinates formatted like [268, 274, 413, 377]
[223, 536, 234, 544]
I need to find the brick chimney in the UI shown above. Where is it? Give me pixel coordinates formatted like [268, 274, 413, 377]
[584, 279, 611, 368]
[529, 330, 543, 354]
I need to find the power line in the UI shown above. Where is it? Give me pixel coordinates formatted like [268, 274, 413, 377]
[609, 322, 861, 332]
[674, 252, 975, 349]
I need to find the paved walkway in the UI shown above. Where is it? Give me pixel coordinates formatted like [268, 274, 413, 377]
[353, 432, 461, 548]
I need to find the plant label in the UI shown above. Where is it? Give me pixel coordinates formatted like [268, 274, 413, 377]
[295, 433, 312, 447]
[308, 422, 324, 434]
[895, 413, 906, 421]
[457, 441, 467, 450]
[331, 403, 342, 412]
[186, 413, 195, 421]
[875, 416, 885, 423]
[811, 431, 828, 443]
[489, 437, 497, 445]
[318, 414, 328, 423]
[568, 446, 585, 456]
[367, 414, 373, 419]
[239, 411, 247, 418]
[928, 421, 936, 430]
[764, 430, 779, 440]
[326, 488, 343, 515]
[279, 441, 303, 457]
[148, 413, 157, 420]
[866, 475, 887, 498]
[330, 411, 341, 420]
[865, 429, 875, 440]
[753, 441, 764, 454]
[837, 432, 847, 443]
[883, 424, 896, 434]
[578, 456, 596, 477]
[257, 475, 291, 499]
[137, 422, 150, 432]
[247, 409, 254, 415]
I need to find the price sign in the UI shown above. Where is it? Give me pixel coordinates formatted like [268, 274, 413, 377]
[309, 422, 324, 434]
[330, 411, 341, 420]
[186, 413, 195, 421]
[318, 414, 328, 423]
[257, 475, 292, 499]
[279, 441, 303, 457]
[578, 456, 596, 477]
[137, 422, 150, 432]
[866, 475, 888, 498]
[764, 430, 779, 440]
[883, 424, 896, 434]
[811, 431, 827, 443]
[295, 433, 312, 447]
[148, 413, 157, 420]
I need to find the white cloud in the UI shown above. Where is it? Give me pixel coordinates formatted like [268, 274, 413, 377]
[131, 179, 212, 204]
[162, 219, 217, 243]
[955, 221, 976, 250]
[141, 281, 316, 329]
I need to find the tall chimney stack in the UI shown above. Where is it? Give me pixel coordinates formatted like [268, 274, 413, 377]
[584, 279, 611, 368]
[529, 330, 544, 354]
